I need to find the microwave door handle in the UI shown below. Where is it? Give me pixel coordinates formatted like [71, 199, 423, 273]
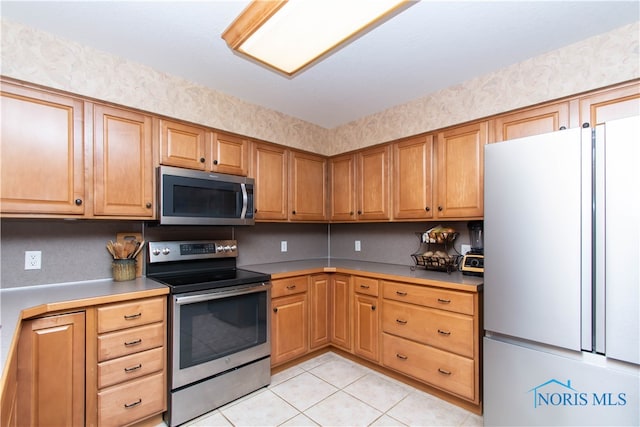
[240, 183, 248, 219]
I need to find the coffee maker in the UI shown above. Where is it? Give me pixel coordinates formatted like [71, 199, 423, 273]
[461, 221, 484, 276]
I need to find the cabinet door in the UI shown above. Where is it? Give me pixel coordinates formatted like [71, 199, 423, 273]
[357, 145, 391, 220]
[330, 274, 351, 350]
[93, 105, 154, 217]
[329, 154, 356, 221]
[17, 312, 85, 427]
[578, 82, 640, 128]
[492, 102, 570, 143]
[251, 142, 288, 220]
[271, 293, 308, 365]
[354, 294, 379, 362]
[211, 132, 249, 176]
[159, 118, 207, 170]
[309, 274, 330, 350]
[289, 150, 327, 221]
[393, 135, 434, 219]
[1, 82, 85, 215]
[435, 122, 486, 218]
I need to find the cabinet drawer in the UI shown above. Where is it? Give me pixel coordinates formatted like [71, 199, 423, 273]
[353, 276, 379, 297]
[382, 333, 474, 401]
[98, 322, 165, 362]
[97, 297, 165, 333]
[98, 372, 165, 426]
[271, 276, 308, 298]
[382, 281, 474, 315]
[98, 347, 164, 389]
[382, 300, 473, 358]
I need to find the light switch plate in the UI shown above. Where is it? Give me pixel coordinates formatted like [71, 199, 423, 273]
[355, 240, 361, 252]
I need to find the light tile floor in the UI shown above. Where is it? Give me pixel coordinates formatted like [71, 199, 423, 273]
[181, 352, 483, 427]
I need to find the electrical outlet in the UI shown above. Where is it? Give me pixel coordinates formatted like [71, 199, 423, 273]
[461, 244, 471, 255]
[25, 251, 42, 270]
[355, 240, 361, 252]
[280, 241, 287, 252]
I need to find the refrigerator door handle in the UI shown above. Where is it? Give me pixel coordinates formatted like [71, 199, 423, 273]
[593, 124, 606, 355]
[580, 126, 593, 352]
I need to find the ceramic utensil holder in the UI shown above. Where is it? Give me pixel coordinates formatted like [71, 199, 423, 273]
[112, 258, 136, 281]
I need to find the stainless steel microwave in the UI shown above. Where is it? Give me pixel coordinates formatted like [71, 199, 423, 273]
[158, 165, 255, 225]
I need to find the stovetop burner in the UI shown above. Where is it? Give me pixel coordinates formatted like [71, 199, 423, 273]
[146, 240, 270, 294]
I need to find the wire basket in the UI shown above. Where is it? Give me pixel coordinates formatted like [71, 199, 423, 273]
[411, 253, 462, 273]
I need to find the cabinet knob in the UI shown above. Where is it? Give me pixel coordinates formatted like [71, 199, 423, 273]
[582, 122, 590, 128]
[273, 307, 278, 313]
[146, 202, 152, 209]
[200, 157, 206, 163]
[371, 305, 376, 311]
[357, 210, 362, 215]
[213, 159, 219, 165]
[438, 206, 443, 211]
[425, 206, 430, 212]
[350, 211, 354, 216]
[74, 198, 83, 206]
[292, 210, 296, 215]
[559, 126, 567, 130]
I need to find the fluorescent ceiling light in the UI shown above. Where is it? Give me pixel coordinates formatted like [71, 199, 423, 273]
[222, 0, 413, 77]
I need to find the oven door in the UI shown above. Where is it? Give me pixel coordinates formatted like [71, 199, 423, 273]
[171, 282, 271, 389]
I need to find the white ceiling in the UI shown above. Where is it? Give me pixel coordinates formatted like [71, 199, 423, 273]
[1, 1, 638, 128]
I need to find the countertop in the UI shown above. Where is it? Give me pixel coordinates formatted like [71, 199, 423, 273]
[242, 258, 484, 291]
[1, 277, 169, 377]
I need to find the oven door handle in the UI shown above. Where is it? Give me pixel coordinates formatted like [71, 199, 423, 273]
[240, 183, 248, 219]
[174, 283, 271, 305]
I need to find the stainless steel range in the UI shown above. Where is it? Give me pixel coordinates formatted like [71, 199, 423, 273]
[146, 240, 271, 427]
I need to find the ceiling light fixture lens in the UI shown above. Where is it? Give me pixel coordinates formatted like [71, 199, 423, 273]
[222, 0, 413, 76]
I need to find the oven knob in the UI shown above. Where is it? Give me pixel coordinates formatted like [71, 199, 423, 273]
[230, 245, 237, 252]
[216, 245, 224, 252]
[224, 245, 231, 252]
[162, 247, 171, 255]
[152, 248, 161, 256]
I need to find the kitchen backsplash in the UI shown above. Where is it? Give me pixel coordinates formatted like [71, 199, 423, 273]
[0, 220, 471, 288]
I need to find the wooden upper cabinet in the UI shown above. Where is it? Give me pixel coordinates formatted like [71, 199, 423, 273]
[251, 142, 288, 220]
[578, 81, 640, 128]
[158, 118, 208, 170]
[211, 132, 249, 176]
[491, 102, 570, 143]
[435, 122, 487, 219]
[159, 120, 248, 176]
[393, 135, 434, 220]
[93, 104, 154, 217]
[329, 154, 357, 221]
[357, 145, 391, 221]
[0, 82, 85, 215]
[289, 150, 327, 221]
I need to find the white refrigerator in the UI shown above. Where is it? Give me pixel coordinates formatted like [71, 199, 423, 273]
[483, 116, 640, 426]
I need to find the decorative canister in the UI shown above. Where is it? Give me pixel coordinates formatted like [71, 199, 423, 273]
[112, 258, 136, 281]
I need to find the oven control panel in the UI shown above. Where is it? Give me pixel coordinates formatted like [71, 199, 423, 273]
[148, 240, 238, 263]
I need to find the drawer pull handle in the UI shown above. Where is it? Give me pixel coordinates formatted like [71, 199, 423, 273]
[124, 338, 142, 347]
[396, 291, 407, 296]
[437, 329, 451, 336]
[396, 353, 408, 360]
[124, 312, 142, 320]
[396, 319, 408, 325]
[438, 368, 452, 375]
[286, 285, 296, 290]
[124, 364, 142, 373]
[124, 398, 142, 409]
[437, 298, 451, 304]
[360, 284, 370, 289]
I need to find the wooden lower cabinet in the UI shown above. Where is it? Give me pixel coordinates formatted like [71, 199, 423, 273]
[309, 274, 330, 350]
[17, 311, 86, 427]
[353, 276, 380, 362]
[90, 296, 167, 427]
[271, 293, 308, 365]
[330, 274, 351, 351]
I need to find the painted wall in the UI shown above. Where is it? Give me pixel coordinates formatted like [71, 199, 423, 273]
[1, 19, 638, 156]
